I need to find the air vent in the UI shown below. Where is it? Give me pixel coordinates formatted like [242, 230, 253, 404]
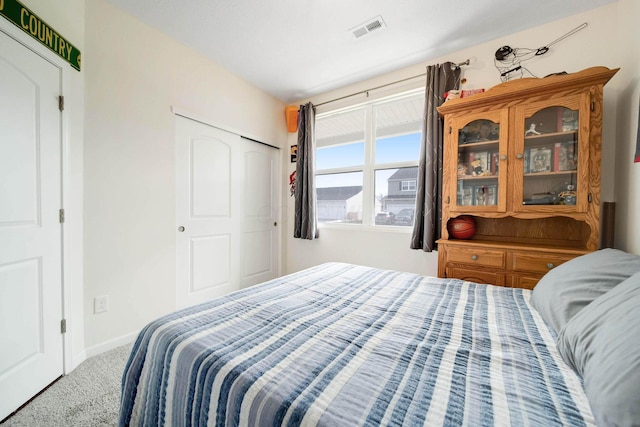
[350, 16, 386, 39]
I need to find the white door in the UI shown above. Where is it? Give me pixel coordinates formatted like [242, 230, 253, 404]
[176, 117, 243, 309]
[0, 31, 63, 420]
[175, 117, 279, 309]
[240, 140, 279, 288]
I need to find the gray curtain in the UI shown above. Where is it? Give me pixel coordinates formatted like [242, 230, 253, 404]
[410, 63, 461, 251]
[294, 102, 319, 240]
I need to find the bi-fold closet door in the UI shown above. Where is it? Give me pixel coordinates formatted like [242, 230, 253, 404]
[175, 116, 280, 309]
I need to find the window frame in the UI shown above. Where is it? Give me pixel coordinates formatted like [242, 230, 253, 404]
[315, 89, 424, 230]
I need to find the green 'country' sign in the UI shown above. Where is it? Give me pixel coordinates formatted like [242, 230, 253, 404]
[0, 0, 81, 71]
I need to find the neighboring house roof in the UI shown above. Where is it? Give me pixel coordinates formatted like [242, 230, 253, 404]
[388, 167, 419, 180]
[317, 186, 362, 201]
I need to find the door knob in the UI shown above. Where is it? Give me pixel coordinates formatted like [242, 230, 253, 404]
[178, 226, 185, 232]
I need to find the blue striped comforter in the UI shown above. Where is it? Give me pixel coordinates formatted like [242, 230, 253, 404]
[119, 263, 593, 426]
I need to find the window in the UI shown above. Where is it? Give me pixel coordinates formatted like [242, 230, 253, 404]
[401, 180, 417, 191]
[315, 91, 424, 227]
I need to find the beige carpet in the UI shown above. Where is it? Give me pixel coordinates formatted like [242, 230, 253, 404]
[1, 344, 132, 427]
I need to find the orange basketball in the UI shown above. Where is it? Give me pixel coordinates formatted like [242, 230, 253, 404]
[447, 215, 476, 239]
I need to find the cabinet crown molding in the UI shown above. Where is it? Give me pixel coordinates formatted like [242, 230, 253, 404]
[438, 66, 619, 116]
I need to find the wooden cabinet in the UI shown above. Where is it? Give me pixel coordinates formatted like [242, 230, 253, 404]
[436, 67, 618, 289]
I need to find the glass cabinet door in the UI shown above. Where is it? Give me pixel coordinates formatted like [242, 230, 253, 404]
[450, 111, 508, 212]
[514, 95, 589, 212]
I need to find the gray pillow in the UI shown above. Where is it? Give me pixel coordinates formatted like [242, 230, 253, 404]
[556, 272, 640, 427]
[530, 248, 640, 333]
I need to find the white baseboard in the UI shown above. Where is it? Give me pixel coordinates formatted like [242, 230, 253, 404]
[81, 331, 139, 362]
[71, 350, 87, 372]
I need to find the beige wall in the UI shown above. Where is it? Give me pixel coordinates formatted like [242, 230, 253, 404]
[613, 0, 640, 253]
[83, 0, 286, 351]
[286, 2, 639, 276]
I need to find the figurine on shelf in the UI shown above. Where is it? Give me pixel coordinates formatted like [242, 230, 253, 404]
[558, 184, 577, 205]
[559, 191, 577, 205]
[471, 159, 484, 176]
[470, 159, 492, 176]
[525, 123, 541, 136]
[444, 90, 461, 101]
[458, 163, 469, 176]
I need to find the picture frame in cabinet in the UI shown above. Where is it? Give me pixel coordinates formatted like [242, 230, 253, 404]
[560, 109, 579, 132]
[553, 141, 577, 171]
[490, 151, 500, 175]
[529, 147, 552, 173]
[473, 184, 497, 206]
[459, 187, 473, 206]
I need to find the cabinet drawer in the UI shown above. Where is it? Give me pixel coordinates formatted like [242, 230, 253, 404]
[511, 252, 575, 273]
[447, 247, 505, 268]
[509, 274, 544, 290]
[446, 266, 506, 287]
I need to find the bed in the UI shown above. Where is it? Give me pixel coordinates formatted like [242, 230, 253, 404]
[119, 251, 640, 426]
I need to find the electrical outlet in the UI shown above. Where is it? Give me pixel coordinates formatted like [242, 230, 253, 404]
[94, 295, 109, 314]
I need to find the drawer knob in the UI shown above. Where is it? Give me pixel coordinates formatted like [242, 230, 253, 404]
[547, 263, 555, 269]
[471, 255, 478, 261]
[516, 153, 524, 159]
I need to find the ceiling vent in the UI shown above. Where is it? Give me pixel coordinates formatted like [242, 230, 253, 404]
[350, 16, 386, 39]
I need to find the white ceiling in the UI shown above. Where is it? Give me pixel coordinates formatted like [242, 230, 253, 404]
[106, 0, 615, 103]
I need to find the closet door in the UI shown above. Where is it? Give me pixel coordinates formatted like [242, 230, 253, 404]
[240, 139, 280, 289]
[175, 116, 279, 309]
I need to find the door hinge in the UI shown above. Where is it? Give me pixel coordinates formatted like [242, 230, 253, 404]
[61, 319, 67, 334]
[588, 193, 593, 203]
[59, 95, 64, 111]
[59, 209, 65, 223]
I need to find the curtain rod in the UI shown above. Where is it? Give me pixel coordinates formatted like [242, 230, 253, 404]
[314, 59, 470, 108]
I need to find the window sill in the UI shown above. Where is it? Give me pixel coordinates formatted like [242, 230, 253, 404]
[318, 222, 414, 234]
